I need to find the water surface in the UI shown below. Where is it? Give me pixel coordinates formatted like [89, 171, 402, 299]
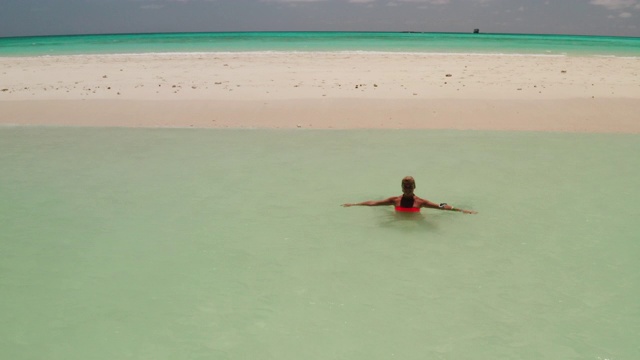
[1, 128, 638, 359]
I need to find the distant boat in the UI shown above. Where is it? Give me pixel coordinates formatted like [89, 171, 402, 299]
[473, 29, 480, 34]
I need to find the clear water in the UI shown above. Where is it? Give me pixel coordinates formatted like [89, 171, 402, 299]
[1, 127, 639, 359]
[1, 32, 640, 57]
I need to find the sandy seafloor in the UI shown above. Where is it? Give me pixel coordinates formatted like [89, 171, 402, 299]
[1, 127, 639, 360]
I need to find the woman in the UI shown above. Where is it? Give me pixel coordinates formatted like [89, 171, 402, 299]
[342, 176, 477, 214]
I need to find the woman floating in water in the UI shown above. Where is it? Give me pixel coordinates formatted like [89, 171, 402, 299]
[342, 176, 477, 214]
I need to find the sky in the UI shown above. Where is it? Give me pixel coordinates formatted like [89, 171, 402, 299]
[0, 0, 639, 38]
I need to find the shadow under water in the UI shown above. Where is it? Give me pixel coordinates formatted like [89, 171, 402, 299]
[375, 209, 441, 233]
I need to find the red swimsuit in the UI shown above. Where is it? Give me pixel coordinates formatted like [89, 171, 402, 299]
[395, 195, 420, 213]
[395, 206, 420, 213]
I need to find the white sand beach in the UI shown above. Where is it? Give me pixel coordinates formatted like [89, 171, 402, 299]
[1, 53, 639, 132]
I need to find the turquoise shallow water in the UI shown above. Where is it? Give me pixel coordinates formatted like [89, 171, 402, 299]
[1, 32, 640, 57]
[1, 127, 639, 359]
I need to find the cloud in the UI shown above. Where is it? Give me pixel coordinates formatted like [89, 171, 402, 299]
[135, 0, 199, 9]
[395, 0, 450, 3]
[260, 0, 461, 4]
[133, 0, 215, 4]
[260, 0, 326, 2]
[619, 11, 633, 16]
[589, 0, 638, 10]
[140, 4, 165, 9]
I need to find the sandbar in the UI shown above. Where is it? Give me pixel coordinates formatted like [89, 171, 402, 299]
[1, 53, 639, 132]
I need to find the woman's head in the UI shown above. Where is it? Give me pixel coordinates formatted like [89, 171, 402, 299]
[401, 176, 415, 194]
